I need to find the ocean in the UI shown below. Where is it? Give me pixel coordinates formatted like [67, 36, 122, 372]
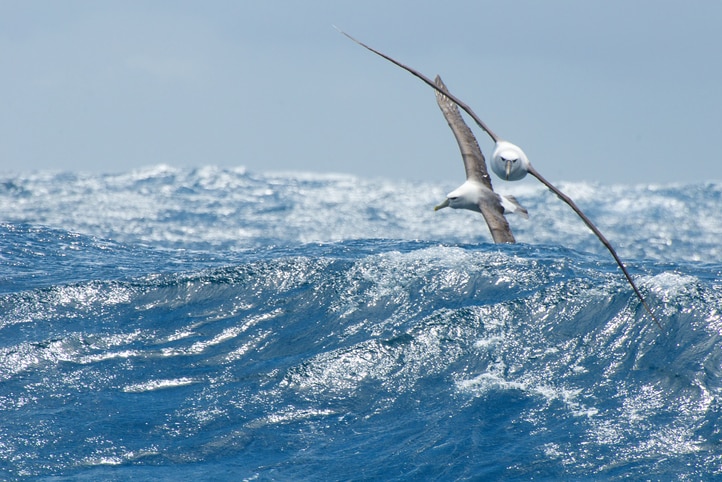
[1, 165, 721, 480]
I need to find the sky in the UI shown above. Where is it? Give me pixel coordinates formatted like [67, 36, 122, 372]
[1, 1, 721, 184]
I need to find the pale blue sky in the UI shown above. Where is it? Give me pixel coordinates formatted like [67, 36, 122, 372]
[1, 1, 720, 184]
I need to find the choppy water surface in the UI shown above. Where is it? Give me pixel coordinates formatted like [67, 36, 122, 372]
[1, 166, 721, 480]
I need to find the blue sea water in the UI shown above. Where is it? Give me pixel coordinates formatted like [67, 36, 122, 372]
[1, 165, 721, 480]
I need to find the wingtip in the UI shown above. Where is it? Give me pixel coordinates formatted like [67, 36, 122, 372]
[433, 76, 445, 100]
[642, 301, 664, 332]
[334, 26, 360, 45]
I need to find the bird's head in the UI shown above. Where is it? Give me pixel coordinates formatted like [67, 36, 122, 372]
[434, 181, 480, 212]
[491, 141, 530, 181]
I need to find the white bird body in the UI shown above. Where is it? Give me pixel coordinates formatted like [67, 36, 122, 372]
[438, 180, 528, 218]
[441, 180, 491, 212]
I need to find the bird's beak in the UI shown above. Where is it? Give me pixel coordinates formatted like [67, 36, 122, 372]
[505, 160, 512, 180]
[434, 199, 450, 211]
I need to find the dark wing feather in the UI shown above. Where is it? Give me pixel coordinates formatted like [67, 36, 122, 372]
[434, 76, 493, 187]
[478, 200, 516, 243]
[435, 76, 515, 243]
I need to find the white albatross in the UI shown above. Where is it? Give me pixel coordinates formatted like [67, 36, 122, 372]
[433, 75, 527, 244]
[336, 28, 661, 329]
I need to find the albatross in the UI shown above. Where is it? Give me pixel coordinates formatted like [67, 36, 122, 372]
[336, 28, 661, 329]
[433, 75, 527, 244]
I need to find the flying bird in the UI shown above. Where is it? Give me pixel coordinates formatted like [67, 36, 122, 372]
[336, 28, 661, 329]
[433, 75, 527, 244]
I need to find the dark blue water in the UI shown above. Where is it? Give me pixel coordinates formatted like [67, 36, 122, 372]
[2, 166, 721, 480]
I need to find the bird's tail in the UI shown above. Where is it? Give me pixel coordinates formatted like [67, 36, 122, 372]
[501, 194, 529, 219]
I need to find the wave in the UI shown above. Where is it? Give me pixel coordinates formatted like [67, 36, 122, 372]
[1, 229, 721, 479]
[2, 165, 722, 478]
[3, 166, 721, 261]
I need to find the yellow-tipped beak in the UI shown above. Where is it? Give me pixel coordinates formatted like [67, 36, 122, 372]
[434, 199, 450, 211]
[505, 160, 512, 180]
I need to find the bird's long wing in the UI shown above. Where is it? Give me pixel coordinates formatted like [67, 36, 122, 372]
[434, 76, 492, 187]
[527, 166, 661, 328]
[435, 76, 516, 243]
[477, 200, 516, 244]
[335, 27, 500, 143]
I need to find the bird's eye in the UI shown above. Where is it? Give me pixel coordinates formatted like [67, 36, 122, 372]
[449, 196, 458, 201]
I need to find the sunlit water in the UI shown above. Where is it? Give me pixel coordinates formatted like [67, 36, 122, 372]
[1, 166, 721, 480]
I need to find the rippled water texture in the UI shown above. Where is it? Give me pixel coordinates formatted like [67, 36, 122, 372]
[1, 167, 721, 480]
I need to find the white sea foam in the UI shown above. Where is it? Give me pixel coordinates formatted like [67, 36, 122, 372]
[123, 377, 196, 393]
